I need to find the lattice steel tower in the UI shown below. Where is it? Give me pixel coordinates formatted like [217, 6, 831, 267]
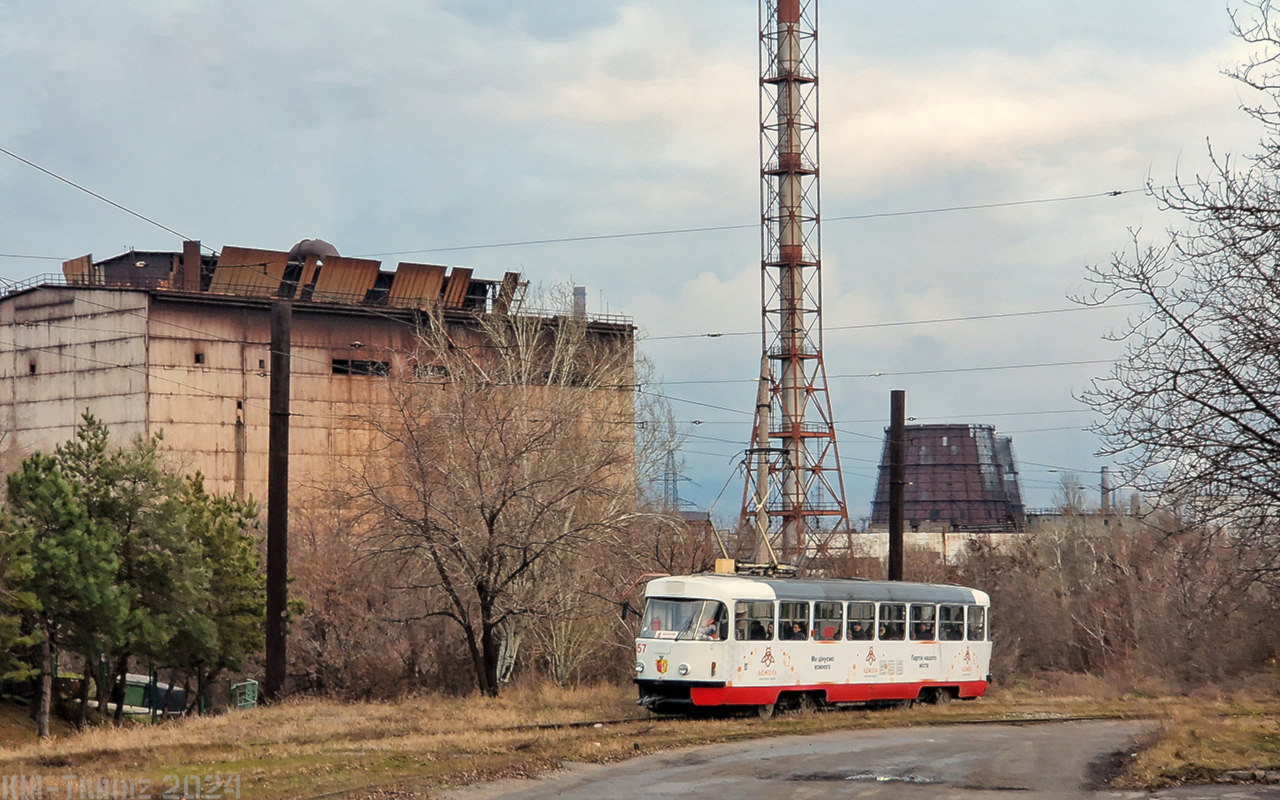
[740, 0, 850, 563]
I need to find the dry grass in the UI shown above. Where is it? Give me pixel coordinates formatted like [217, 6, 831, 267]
[0, 678, 1274, 797]
[1115, 708, 1280, 789]
[1106, 673, 1280, 789]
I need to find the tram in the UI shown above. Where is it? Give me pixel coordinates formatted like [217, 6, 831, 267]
[634, 572, 991, 715]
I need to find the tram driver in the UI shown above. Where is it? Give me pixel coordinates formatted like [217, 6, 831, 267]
[700, 607, 726, 640]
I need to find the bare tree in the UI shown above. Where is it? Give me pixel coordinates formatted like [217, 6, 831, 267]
[1053, 473, 1088, 516]
[1076, 0, 1280, 577]
[347, 305, 639, 695]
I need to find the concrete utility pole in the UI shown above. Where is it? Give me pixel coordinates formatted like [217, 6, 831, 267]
[264, 301, 291, 701]
[888, 390, 905, 582]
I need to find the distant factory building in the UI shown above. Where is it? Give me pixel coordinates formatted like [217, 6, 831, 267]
[0, 240, 633, 503]
[870, 424, 1026, 532]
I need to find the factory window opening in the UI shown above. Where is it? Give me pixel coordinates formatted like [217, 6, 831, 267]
[363, 272, 394, 306]
[194, 352, 205, 365]
[28, 361, 36, 375]
[259, 359, 266, 370]
[413, 363, 449, 380]
[332, 358, 390, 377]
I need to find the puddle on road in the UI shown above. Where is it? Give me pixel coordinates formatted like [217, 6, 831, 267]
[787, 771, 1028, 791]
[789, 771, 940, 784]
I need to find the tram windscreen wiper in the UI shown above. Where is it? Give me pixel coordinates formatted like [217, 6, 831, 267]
[677, 612, 698, 640]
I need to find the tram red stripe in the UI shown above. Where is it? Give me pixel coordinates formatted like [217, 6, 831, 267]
[688, 680, 987, 706]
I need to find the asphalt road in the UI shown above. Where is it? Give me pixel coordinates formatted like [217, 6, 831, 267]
[442, 720, 1280, 800]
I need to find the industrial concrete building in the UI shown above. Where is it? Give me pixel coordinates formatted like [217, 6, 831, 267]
[869, 423, 1026, 532]
[0, 241, 633, 503]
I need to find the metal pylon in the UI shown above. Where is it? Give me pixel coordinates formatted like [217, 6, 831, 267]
[740, 0, 850, 564]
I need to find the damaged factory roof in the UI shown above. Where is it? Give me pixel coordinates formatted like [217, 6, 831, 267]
[38, 239, 526, 315]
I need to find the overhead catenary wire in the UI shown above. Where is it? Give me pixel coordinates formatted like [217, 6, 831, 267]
[647, 302, 1148, 342]
[0, 253, 65, 261]
[677, 408, 1091, 425]
[0, 146, 208, 249]
[353, 188, 1141, 258]
[0, 157, 1143, 265]
[663, 358, 1116, 385]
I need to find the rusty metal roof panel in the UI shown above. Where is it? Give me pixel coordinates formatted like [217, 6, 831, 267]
[62, 255, 92, 285]
[309, 256, 381, 303]
[441, 267, 473, 309]
[494, 271, 521, 313]
[209, 247, 289, 297]
[386, 263, 447, 309]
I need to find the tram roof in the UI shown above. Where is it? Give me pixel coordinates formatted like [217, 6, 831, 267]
[645, 573, 986, 605]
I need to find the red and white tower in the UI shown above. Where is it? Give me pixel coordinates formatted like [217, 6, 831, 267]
[740, 0, 850, 563]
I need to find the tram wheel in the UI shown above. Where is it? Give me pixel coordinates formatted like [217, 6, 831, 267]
[757, 703, 776, 720]
[788, 693, 818, 716]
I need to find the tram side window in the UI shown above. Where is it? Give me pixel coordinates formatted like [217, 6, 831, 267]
[967, 605, 987, 641]
[779, 601, 810, 640]
[814, 601, 843, 641]
[879, 603, 906, 640]
[938, 604, 965, 641]
[847, 602, 875, 640]
[735, 600, 775, 641]
[910, 604, 937, 640]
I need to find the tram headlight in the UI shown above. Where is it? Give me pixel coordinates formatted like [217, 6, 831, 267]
[678, 664, 690, 676]
[635, 661, 644, 674]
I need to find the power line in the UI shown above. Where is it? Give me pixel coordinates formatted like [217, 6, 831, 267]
[827, 189, 1133, 222]
[0, 253, 65, 261]
[353, 188, 1138, 258]
[640, 388, 752, 417]
[1022, 458, 1100, 473]
[0, 146, 204, 247]
[646, 301, 1148, 342]
[665, 358, 1115, 385]
[836, 359, 1116, 379]
[677, 408, 1090, 425]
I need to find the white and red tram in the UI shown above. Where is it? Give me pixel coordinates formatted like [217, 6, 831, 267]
[634, 573, 991, 713]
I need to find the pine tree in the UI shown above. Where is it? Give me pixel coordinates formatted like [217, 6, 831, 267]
[5, 454, 123, 738]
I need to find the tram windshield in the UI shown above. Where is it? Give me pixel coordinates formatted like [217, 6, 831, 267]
[639, 598, 728, 641]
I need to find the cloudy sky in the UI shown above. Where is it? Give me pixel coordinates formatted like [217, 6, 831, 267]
[0, 1, 1267, 520]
